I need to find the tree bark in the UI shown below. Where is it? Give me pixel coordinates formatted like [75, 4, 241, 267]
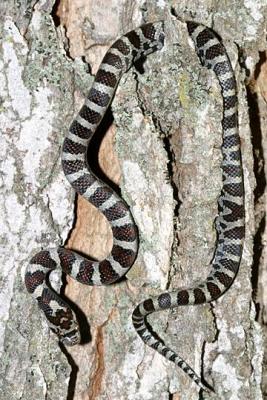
[0, 1, 266, 399]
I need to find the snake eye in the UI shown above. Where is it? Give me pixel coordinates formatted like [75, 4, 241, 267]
[60, 328, 81, 346]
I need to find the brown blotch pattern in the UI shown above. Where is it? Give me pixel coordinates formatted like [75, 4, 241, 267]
[58, 248, 77, 274]
[75, 260, 94, 284]
[219, 258, 240, 273]
[96, 69, 117, 88]
[62, 159, 84, 175]
[158, 293, 171, 309]
[213, 61, 230, 76]
[25, 270, 46, 293]
[205, 43, 224, 59]
[30, 250, 57, 270]
[223, 201, 244, 222]
[70, 119, 93, 139]
[214, 271, 233, 287]
[193, 288, 206, 304]
[102, 201, 128, 221]
[196, 28, 214, 47]
[99, 260, 120, 283]
[88, 87, 111, 107]
[222, 113, 238, 130]
[141, 23, 156, 40]
[143, 299, 156, 313]
[177, 290, 190, 305]
[63, 138, 86, 155]
[112, 245, 135, 268]
[207, 281, 222, 299]
[79, 105, 102, 125]
[112, 39, 130, 55]
[126, 30, 141, 48]
[223, 182, 243, 197]
[222, 134, 239, 149]
[132, 306, 142, 318]
[102, 52, 123, 69]
[223, 94, 237, 109]
[224, 226, 245, 240]
[71, 174, 96, 195]
[89, 186, 113, 207]
[112, 224, 137, 242]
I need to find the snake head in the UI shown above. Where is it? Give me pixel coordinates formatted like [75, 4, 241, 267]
[60, 323, 81, 346]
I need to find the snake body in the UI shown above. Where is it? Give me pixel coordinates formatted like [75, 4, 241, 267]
[25, 21, 244, 391]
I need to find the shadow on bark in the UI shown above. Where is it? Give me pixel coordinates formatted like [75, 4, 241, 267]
[245, 52, 266, 312]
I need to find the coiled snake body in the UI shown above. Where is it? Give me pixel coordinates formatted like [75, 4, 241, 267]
[25, 21, 244, 392]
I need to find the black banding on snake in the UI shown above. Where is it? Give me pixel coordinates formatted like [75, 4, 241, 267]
[25, 20, 244, 392]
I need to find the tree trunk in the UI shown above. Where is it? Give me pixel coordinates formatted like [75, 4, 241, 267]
[0, 1, 266, 399]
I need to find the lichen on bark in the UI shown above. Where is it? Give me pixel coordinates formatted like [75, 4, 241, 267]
[0, 1, 267, 400]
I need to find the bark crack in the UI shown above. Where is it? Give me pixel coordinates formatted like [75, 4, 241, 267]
[244, 51, 266, 313]
[87, 307, 117, 399]
[134, 67, 181, 290]
[88, 325, 105, 400]
[51, 0, 61, 28]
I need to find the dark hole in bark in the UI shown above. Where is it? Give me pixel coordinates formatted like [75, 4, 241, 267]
[51, 0, 61, 28]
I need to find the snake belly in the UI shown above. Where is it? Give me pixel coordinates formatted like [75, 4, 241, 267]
[25, 20, 244, 391]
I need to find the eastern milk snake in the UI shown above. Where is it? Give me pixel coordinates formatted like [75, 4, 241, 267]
[25, 20, 244, 392]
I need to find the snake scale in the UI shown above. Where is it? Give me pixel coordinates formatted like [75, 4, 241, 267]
[25, 20, 244, 392]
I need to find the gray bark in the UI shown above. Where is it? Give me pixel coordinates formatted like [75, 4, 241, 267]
[0, 1, 266, 399]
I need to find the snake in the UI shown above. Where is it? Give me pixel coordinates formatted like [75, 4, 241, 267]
[25, 20, 244, 392]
